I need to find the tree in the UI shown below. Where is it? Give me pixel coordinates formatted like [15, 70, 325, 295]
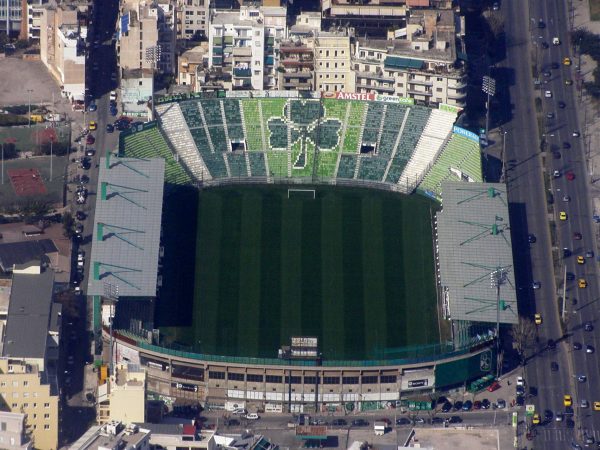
[62, 212, 75, 238]
[510, 318, 537, 364]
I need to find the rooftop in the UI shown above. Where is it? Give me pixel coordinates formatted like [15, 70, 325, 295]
[436, 182, 518, 325]
[86, 156, 165, 298]
[2, 264, 55, 359]
[67, 422, 150, 450]
[0, 239, 58, 272]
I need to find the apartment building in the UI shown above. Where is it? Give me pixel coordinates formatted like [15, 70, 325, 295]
[68, 422, 151, 450]
[321, 0, 407, 38]
[278, 40, 314, 91]
[0, 0, 24, 37]
[117, 0, 175, 74]
[39, 3, 87, 101]
[313, 31, 354, 93]
[0, 411, 32, 449]
[352, 9, 467, 107]
[25, 0, 52, 41]
[0, 263, 60, 450]
[208, 5, 286, 90]
[176, 0, 208, 42]
[97, 363, 146, 425]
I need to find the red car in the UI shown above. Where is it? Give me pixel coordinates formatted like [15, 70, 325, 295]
[573, 232, 582, 240]
[487, 381, 501, 392]
[566, 171, 575, 181]
[473, 400, 482, 410]
[86, 134, 95, 145]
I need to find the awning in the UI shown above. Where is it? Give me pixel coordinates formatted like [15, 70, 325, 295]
[384, 56, 424, 70]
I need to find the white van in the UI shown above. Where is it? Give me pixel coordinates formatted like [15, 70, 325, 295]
[232, 408, 247, 415]
[374, 422, 387, 436]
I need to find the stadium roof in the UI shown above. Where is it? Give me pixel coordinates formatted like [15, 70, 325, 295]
[2, 265, 56, 359]
[436, 182, 518, 325]
[87, 155, 165, 298]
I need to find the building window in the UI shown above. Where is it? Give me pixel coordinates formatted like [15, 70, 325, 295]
[11, 403, 17, 408]
[284, 376, 301, 384]
[208, 371, 225, 380]
[304, 376, 319, 385]
[323, 377, 340, 385]
[44, 413, 49, 419]
[436, 87, 443, 92]
[361, 375, 378, 384]
[247, 374, 263, 383]
[12, 393, 17, 398]
[342, 376, 359, 384]
[44, 424, 50, 430]
[23, 403, 28, 408]
[23, 392, 29, 398]
[23, 381, 28, 387]
[437, 77, 443, 81]
[380, 375, 397, 384]
[0, 422, 5, 431]
[397, 83, 404, 88]
[227, 373, 244, 381]
[11, 381, 17, 387]
[44, 403, 50, 408]
[0, 382, 5, 387]
[326, 50, 329, 57]
[265, 375, 282, 383]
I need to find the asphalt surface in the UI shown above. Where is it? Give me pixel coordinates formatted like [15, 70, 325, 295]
[499, 0, 600, 447]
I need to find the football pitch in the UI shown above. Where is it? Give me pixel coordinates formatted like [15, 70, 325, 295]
[160, 185, 440, 360]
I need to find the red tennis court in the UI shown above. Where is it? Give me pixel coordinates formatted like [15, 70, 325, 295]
[7, 168, 47, 196]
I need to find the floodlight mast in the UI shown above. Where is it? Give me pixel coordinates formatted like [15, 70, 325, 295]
[104, 282, 120, 377]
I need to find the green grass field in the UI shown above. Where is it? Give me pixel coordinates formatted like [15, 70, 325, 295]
[159, 185, 440, 360]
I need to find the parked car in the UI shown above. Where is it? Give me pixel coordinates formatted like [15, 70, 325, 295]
[496, 399, 506, 409]
[441, 402, 453, 413]
[462, 400, 473, 411]
[351, 419, 369, 427]
[331, 419, 347, 427]
[453, 401, 463, 411]
[396, 418, 411, 425]
[245, 413, 260, 420]
[86, 134, 95, 145]
[448, 416, 462, 424]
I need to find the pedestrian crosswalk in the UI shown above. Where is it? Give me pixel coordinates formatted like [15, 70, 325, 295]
[540, 427, 575, 441]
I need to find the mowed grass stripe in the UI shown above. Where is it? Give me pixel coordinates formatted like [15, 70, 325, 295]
[195, 192, 223, 355]
[342, 193, 365, 359]
[216, 190, 243, 356]
[321, 192, 345, 358]
[280, 197, 303, 340]
[382, 200, 406, 350]
[237, 191, 262, 357]
[300, 197, 322, 338]
[258, 192, 283, 356]
[361, 196, 387, 358]
[402, 199, 437, 344]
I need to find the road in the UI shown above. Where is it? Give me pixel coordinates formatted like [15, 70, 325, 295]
[499, 0, 600, 447]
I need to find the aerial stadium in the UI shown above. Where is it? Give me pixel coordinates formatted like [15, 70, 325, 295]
[88, 91, 519, 413]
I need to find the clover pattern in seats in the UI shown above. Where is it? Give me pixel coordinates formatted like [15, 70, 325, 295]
[155, 96, 464, 194]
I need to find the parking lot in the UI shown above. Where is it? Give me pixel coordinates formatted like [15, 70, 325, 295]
[0, 58, 64, 107]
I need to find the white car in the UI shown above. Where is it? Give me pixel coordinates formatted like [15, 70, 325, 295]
[110, 91, 118, 101]
[232, 408, 247, 415]
[552, 37, 560, 45]
[245, 413, 260, 420]
[545, 90, 552, 98]
[516, 376, 525, 386]
[572, 131, 580, 137]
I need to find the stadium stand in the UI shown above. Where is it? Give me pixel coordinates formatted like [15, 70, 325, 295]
[419, 134, 483, 200]
[121, 127, 193, 186]
[384, 106, 431, 185]
[155, 102, 211, 180]
[155, 95, 459, 191]
[337, 154, 358, 179]
[399, 109, 457, 189]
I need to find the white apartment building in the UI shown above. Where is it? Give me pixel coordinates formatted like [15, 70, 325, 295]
[208, 6, 286, 90]
[176, 0, 208, 41]
[313, 31, 354, 93]
[352, 9, 467, 107]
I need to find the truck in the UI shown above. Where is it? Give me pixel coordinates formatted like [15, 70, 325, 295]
[374, 421, 387, 436]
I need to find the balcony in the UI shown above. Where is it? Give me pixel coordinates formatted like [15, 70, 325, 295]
[283, 79, 312, 90]
[355, 71, 394, 83]
[233, 68, 252, 77]
[446, 89, 467, 100]
[408, 78, 433, 87]
[283, 71, 313, 79]
[407, 89, 432, 97]
[232, 47, 252, 57]
[281, 59, 314, 68]
[447, 78, 467, 90]
[356, 83, 394, 94]
[280, 46, 312, 54]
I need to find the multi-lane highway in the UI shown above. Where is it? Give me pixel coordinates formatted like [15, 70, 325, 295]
[499, 0, 600, 447]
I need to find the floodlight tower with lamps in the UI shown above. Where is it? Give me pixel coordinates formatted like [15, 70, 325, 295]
[145, 45, 161, 120]
[491, 267, 507, 378]
[103, 282, 120, 377]
[482, 76, 496, 144]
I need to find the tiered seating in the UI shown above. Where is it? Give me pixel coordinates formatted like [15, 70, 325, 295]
[322, 99, 347, 121]
[179, 101, 203, 129]
[342, 102, 365, 153]
[362, 103, 384, 143]
[385, 106, 431, 184]
[261, 99, 287, 123]
[268, 122, 288, 149]
[337, 154, 358, 179]
[241, 100, 264, 151]
[208, 126, 229, 153]
[222, 99, 245, 141]
[357, 157, 387, 182]
[199, 100, 224, 125]
[190, 128, 210, 152]
[314, 121, 341, 150]
[122, 128, 192, 185]
[248, 152, 267, 176]
[202, 153, 228, 178]
[227, 152, 249, 177]
[399, 109, 456, 187]
[156, 102, 209, 180]
[384, 104, 407, 128]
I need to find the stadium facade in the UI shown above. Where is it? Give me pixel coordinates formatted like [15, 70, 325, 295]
[90, 91, 517, 413]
